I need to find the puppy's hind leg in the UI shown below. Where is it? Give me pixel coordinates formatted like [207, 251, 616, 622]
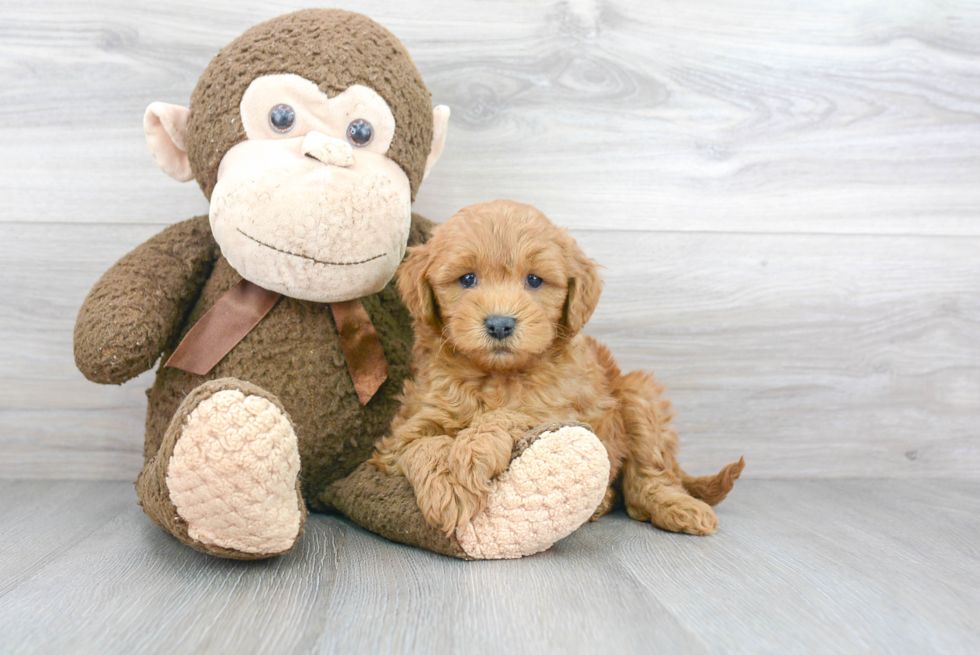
[625, 373, 745, 509]
[618, 372, 718, 536]
[623, 459, 718, 535]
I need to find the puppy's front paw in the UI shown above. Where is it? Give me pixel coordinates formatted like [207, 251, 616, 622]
[415, 471, 460, 534]
[456, 425, 610, 560]
[445, 423, 515, 527]
[448, 424, 514, 490]
[415, 472, 486, 535]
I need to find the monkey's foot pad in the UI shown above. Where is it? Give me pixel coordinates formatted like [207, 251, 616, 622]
[165, 389, 303, 556]
[456, 425, 610, 559]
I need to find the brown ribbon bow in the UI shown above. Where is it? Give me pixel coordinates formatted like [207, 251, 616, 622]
[165, 279, 388, 405]
[328, 299, 389, 405]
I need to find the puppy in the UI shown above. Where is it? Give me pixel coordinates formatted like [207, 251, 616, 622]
[371, 200, 744, 537]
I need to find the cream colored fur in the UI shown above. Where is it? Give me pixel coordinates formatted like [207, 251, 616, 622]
[424, 105, 450, 181]
[240, 76, 397, 154]
[143, 73, 451, 304]
[209, 136, 412, 302]
[456, 426, 609, 559]
[302, 131, 355, 168]
[143, 102, 193, 182]
[166, 389, 303, 555]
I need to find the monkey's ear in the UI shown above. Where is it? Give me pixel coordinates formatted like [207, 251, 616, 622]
[143, 102, 194, 182]
[397, 243, 441, 328]
[423, 105, 450, 181]
[561, 237, 603, 338]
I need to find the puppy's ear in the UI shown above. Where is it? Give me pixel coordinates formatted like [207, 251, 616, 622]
[397, 243, 441, 328]
[561, 236, 602, 337]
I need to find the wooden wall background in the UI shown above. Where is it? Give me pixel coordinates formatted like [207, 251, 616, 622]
[1, 0, 977, 480]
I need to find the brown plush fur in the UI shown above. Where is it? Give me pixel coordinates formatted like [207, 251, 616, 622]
[372, 200, 744, 536]
[187, 8, 433, 201]
[135, 377, 308, 560]
[73, 9, 467, 560]
[75, 214, 433, 510]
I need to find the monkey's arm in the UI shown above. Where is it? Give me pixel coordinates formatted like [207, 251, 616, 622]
[74, 215, 219, 384]
[372, 402, 537, 534]
[324, 420, 608, 560]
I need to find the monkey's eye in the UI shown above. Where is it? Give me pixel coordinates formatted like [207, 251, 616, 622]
[269, 104, 296, 133]
[347, 119, 374, 147]
[459, 273, 477, 289]
[526, 274, 543, 289]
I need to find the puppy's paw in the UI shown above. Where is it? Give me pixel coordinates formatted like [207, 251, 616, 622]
[448, 423, 515, 492]
[448, 481, 488, 532]
[456, 425, 610, 559]
[415, 472, 487, 535]
[656, 497, 719, 536]
[445, 422, 517, 528]
[415, 471, 461, 535]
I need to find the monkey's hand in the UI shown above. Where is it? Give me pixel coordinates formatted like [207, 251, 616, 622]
[74, 215, 218, 384]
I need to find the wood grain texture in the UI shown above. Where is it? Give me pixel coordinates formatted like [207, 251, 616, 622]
[0, 0, 978, 480]
[0, 480, 133, 597]
[2, 222, 976, 479]
[0, 479, 977, 654]
[0, 0, 978, 234]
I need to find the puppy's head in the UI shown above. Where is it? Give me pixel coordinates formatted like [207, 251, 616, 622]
[398, 200, 601, 371]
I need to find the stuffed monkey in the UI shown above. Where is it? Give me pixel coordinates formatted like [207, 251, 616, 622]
[74, 9, 610, 560]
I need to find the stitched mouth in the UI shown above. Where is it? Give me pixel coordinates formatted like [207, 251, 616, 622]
[237, 228, 385, 267]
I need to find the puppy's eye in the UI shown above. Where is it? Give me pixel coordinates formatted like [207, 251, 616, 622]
[526, 274, 543, 289]
[459, 273, 477, 289]
[269, 104, 296, 133]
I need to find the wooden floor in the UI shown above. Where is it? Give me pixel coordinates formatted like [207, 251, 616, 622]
[1, 479, 977, 654]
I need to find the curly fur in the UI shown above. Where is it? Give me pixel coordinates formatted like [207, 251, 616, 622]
[372, 200, 744, 536]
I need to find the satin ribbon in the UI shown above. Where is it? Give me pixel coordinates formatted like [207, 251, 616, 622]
[165, 279, 388, 405]
[328, 299, 389, 406]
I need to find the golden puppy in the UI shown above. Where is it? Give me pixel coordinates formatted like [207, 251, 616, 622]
[371, 200, 743, 536]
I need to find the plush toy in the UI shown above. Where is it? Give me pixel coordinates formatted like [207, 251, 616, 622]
[74, 9, 610, 560]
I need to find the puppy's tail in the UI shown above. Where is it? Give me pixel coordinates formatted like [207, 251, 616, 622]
[676, 457, 745, 506]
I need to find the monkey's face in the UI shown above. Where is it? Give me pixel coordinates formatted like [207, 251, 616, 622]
[205, 74, 412, 302]
[144, 10, 449, 303]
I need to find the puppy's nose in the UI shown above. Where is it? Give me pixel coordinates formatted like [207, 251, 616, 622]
[485, 315, 517, 340]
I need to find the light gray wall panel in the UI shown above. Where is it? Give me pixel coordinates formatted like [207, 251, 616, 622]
[1, 0, 978, 234]
[1, 223, 976, 479]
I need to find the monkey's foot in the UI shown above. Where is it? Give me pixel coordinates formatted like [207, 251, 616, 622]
[455, 424, 609, 560]
[136, 378, 305, 559]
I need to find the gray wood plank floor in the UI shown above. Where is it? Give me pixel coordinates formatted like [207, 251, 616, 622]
[1, 479, 977, 654]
